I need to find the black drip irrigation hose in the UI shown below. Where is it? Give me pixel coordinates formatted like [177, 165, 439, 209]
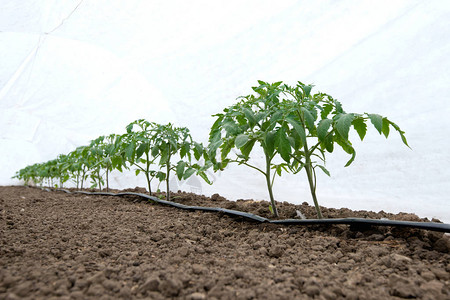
[54, 188, 450, 233]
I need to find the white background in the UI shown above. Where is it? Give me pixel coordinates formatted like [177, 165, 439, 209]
[1, 0, 449, 223]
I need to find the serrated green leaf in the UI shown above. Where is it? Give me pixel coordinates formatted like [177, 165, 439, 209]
[176, 161, 186, 180]
[276, 165, 282, 176]
[243, 108, 256, 127]
[126, 123, 133, 133]
[264, 131, 276, 156]
[156, 171, 166, 181]
[125, 141, 135, 160]
[235, 134, 249, 148]
[317, 119, 332, 141]
[336, 113, 355, 140]
[241, 139, 256, 158]
[210, 115, 223, 133]
[257, 80, 267, 86]
[335, 100, 344, 113]
[352, 117, 367, 141]
[334, 134, 353, 155]
[303, 85, 312, 97]
[151, 146, 159, 157]
[301, 107, 315, 130]
[218, 139, 232, 161]
[180, 144, 187, 159]
[321, 103, 333, 119]
[388, 120, 410, 148]
[276, 127, 291, 163]
[136, 143, 147, 159]
[286, 117, 306, 144]
[183, 167, 196, 180]
[222, 121, 239, 135]
[270, 111, 284, 126]
[368, 114, 383, 134]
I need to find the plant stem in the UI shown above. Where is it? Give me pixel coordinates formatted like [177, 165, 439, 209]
[166, 144, 171, 201]
[303, 143, 323, 219]
[265, 154, 279, 217]
[97, 170, 102, 191]
[106, 168, 109, 192]
[145, 152, 152, 195]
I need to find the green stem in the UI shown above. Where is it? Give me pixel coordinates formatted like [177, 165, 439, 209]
[265, 154, 279, 217]
[97, 170, 102, 191]
[106, 168, 109, 192]
[166, 144, 171, 201]
[145, 152, 152, 195]
[304, 144, 323, 219]
[295, 106, 323, 219]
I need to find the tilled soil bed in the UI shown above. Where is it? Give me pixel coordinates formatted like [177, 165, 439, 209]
[1, 186, 449, 299]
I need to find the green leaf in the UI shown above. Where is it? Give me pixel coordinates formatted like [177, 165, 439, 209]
[151, 146, 159, 157]
[335, 100, 344, 114]
[125, 141, 135, 160]
[334, 134, 353, 155]
[344, 148, 356, 167]
[323, 133, 334, 153]
[286, 117, 306, 144]
[198, 171, 212, 184]
[368, 114, 383, 134]
[316, 165, 330, 176]
[268, 205, 274, 215]
[126, 123, 133, 133]
[388, 120, 410, 148]
[269, 111, 284, 128]
[193, 142, 203, 160]
[243, 108, 256, 127]
[183, 167, 196, 180]
[240, 139, 256, 158]
[136, 143, 147, 159]
[135, 169, 141, 176]
[352, 117, 367, 141]
[301, 107, 315, 130]
[176, 161, 186, 180]
[336, 113, 355, 140]
[321, 103, 333, 119]
[381, 117, 390, 138]
[264, 131, 276, 156]
[317, 119, 332, 141]
[222, 121, 240, 135]
[303, 85, 312, 97]
[275, 127, 291, 163]
[220, 139, 233, 161]
[235, 134, 249, 148]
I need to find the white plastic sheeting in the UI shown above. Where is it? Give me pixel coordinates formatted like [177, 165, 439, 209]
[1, 0, 449, 223]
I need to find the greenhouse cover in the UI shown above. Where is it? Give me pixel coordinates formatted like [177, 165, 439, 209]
[1, 0, 449, 223]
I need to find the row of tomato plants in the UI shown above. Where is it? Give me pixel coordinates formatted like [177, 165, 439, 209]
[14, 81, 409, 218]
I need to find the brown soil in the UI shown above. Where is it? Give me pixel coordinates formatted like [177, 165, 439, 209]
[1, 186, 449, 300]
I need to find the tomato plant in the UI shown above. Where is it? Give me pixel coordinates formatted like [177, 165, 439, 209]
[150, 123, 211, 201]
[209, 81, 409, 218]
[86, 134, 126, 191]
[208, 81, 293, 217]
[279, 81, 409, 218]
[122, 119, 163, 195]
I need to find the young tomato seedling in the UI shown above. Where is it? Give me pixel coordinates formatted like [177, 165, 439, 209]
[209, 81, 409, 218]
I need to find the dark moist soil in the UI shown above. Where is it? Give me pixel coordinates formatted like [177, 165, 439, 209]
[1, 186, 449, 300]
